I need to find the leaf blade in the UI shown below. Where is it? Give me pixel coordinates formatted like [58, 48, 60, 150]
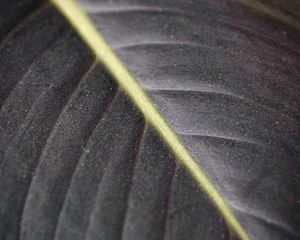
[50, 0, 250, 239]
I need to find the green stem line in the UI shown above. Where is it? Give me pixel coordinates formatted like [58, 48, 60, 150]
[50, 0, 250, 239]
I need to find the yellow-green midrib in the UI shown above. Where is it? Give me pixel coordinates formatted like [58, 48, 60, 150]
[50, 0, 250, 239]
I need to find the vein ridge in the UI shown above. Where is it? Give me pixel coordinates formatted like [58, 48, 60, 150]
[19, 60, 97, 238]
[53, 86, 119, 240]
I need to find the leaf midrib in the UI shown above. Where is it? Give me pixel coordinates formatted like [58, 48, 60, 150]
[50, 0, 250, 239]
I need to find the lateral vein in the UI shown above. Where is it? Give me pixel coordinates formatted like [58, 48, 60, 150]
[237, 0, 300, 30]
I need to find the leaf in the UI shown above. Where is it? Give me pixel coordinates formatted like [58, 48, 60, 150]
[0, 2, 228, 240]
[0, 1, 299, 240]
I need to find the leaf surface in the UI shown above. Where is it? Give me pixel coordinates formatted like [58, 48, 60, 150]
[0, 2, 228, 240]
[0, 1, 300, 240]
[76, 0, 300, 239]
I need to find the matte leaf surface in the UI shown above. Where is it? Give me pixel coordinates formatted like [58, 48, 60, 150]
[0, 2, 228, 240]
[0, 0, 300, 240]
[75, 0, 300, 239]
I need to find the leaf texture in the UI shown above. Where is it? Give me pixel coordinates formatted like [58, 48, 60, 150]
[1, 2, 230, 240]
[75, 0, 300, 239]
[0, 0, 299, 240]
